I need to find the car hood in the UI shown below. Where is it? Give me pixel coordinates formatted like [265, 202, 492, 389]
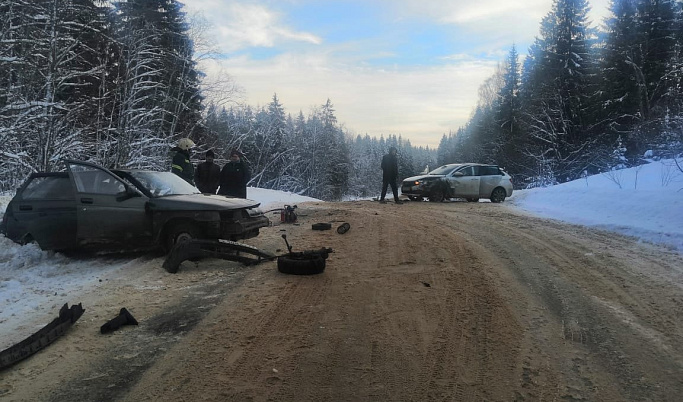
[147, 194, 262, 211]
[403, 174, 445, 182]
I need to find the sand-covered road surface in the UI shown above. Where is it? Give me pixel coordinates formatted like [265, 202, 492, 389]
[1, 200, 682, 401]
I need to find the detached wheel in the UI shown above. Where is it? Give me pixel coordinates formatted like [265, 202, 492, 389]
[312, 222, 332, 231]
[164, 222, 202, 253]
[277, 255, 326, 275]
[490, 187, 507, 203]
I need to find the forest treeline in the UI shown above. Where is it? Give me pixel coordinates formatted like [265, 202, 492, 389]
[447, 0, 683, 187]
[1, 0, 682, 200]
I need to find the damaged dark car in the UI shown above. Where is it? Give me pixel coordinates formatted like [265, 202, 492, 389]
[0, 160, 270, 252]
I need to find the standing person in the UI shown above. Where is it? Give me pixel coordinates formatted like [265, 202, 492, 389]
[218, 149, 250, 198]
[170, 138, 195, 185]
[194, 149, 221, 194]
[379, 146, 403, 204]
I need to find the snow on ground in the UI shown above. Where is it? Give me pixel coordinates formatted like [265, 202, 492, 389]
[0, 188, 319, 348]
[1, 160, 681, 348]
[509, 158, 683, 253]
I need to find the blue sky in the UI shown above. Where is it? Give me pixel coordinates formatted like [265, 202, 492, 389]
[183, 0, 611, 148]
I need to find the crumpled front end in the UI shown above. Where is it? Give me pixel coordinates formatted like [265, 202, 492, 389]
[401, 176, 444, 197]
[220, 207, 270, 240]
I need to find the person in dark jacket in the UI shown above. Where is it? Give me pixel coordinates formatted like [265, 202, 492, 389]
[170, 138, 195, 185]
[218, 149, 250, 198]
[194, 150, 221, 194]
[380, 146, 403, 204]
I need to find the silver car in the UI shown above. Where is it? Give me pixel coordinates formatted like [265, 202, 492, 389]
[401, 163, 513, 203]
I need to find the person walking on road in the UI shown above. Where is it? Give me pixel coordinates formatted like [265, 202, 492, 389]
[218, 149, 250, 198]
[380, 146, 403, 204]
[170, 138, 195, 185]
[194, 149, 221, 194]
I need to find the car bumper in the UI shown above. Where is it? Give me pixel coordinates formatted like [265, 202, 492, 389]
[221, 215, 270, 239]
[401, 184, 426, 196]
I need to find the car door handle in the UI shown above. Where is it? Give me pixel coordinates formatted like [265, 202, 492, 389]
[80, 198, 94, 204]
[19, 205, 33, 211]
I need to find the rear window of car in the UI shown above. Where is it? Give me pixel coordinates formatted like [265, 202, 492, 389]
[479, 166, 502, 176]
[22, 176, 74, 200]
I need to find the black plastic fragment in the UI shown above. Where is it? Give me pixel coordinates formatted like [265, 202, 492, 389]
[163, 239, 276, 273]
[100, 308, 138, 334]
[0, 303, 85, 371]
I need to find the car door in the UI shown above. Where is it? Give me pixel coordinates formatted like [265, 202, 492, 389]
[447, 166, 480, 197]
[478, 165, 504, 197]
[8, 174, 78, 250]
[66, 161, 153, 247]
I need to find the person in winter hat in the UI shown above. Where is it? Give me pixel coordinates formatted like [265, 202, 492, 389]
[379, 146, 402, 204]
[218, 149, 250, 198]
[170, 138, 195, 185]
[194, 149, 221, 194]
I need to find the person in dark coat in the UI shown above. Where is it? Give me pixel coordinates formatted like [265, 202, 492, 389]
[380, 146, 403, 204]
[194, 150, 221, 194]
[218, 149, 250, 198]
[170, 138, 195, 185]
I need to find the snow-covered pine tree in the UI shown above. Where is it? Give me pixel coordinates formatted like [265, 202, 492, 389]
[112, 0, 203, 170]
[520, 0, 597, 183]
[0, 0, 113, 192]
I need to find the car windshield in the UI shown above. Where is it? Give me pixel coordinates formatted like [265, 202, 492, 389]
[128, 171, 200, 197]
[429, 165, 462, 176]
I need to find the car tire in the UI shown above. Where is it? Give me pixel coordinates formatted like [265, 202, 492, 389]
[336, 222, 350, 234]
[429, 188, 445, 202]
[164, 222, 203, 253]
[466, 198, 479, 202]
[312, 222, 332, 231]
[277, 255, 326, 275]
[490, 187, 506, 203]
[19, 233, 35, 246]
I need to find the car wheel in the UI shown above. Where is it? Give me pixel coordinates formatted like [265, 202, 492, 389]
[277, 255, 326, 275]
[164, 222, 202, 253]
[466, 198, 479, 202]
[429, 188, 444, 202]
[312, 222, 332, 231]
[20, 234, 35, 246]
[490, 187, 506, 203]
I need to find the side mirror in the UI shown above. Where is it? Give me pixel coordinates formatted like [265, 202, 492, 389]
[452, 172, 464, 177]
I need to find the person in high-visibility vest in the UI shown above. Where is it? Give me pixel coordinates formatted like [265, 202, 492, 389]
[170, 138, 196, 185]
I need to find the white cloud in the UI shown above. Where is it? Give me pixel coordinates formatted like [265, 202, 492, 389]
[186, 0, 615, 147]
[187, 1, 322, 52]
[200, 52, 496, 147]
[386, 0, 612, 26]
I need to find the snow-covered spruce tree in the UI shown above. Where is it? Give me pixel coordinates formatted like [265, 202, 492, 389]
[0, 0, 113, 192]
[597, 0, 642, 161]
[111, 0, 203, 170]
[495, 45, 531, 182]
[243, 94, 289, 189]
[284, 110, 314, 195]
[317, 99, 350, 201]
[396, 135, 416, 179]
[347, 134, 382, 198]
[598, 0, 680, 161]
[520, 0, 598, 183]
